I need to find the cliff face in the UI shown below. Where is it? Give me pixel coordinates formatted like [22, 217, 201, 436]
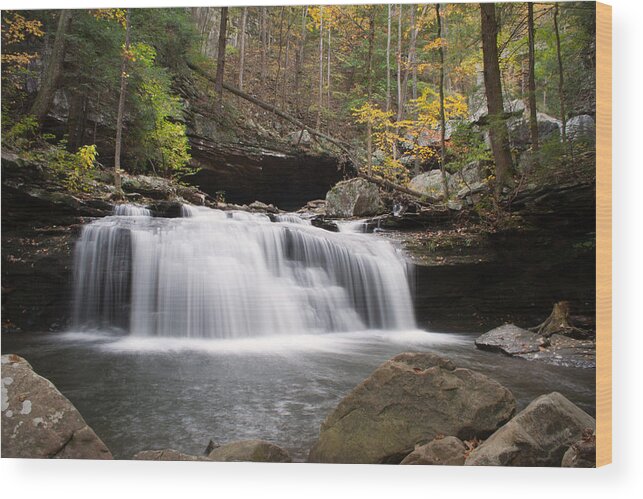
[187, 135, 344, 211]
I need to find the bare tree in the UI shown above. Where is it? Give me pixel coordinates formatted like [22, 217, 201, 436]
[215, 7, 228, 107]
[436, 3, 449, 199]
[316, 6, 324, 129]
[554, 3, 567, 145]
[396, 4, 403, 122]
[386, 4, 392, 112]
[527, 3, 539, 156]
[238, 7, 247, 90]
[480, 3, 514, 193]
[114, 9, 132, 194]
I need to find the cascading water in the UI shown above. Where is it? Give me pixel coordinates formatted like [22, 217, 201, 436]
[72, 204, 415, 339]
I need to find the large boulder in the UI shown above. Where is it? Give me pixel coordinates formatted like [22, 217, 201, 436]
[1, 354, 112, 459]
[207, 439, 292, 463]
[561, 430, 596, 468]
[567, 115, 595, 142]
[408, 170, 450, 200]
[308, 352, 516, 464]
[325, 178, 384, 217]
[133, 449, 210, 461]
[508, 112, 561, 150]
[400, 436, 466, 466]
[465, 392, 595, 467]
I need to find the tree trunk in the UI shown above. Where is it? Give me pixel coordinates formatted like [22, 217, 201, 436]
[275, 7, 285, 101]
[215, 7, 228, 107]
[530, 301, 590, 338]
[238, 7, 247, 90]
[396, 4, 403, 122]
[114, 9, 132, 194]
[316, 6, 324, 130]
[480, 3, 514, 194]
[327, 22, 331, 111]
[294, 6, 308, 113]
[260, 8, 268, 79]
[365, 9, 376, 172]
[436, 4, 449, 199]
[527, 3, 539, 156]
[386, 5, 392, 112]
[30, 9, 71, 122]
[554, 3, 567, 146]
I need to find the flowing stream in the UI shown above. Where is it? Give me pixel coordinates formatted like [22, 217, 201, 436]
[1, 204, 595, 460]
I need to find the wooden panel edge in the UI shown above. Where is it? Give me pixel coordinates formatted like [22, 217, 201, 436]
[595, 1, 612, 468]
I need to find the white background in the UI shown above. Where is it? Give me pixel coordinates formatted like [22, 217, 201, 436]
[1, 0, 640, 497]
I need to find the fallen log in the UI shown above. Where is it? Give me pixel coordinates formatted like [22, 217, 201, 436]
[187, 61, 438, 205]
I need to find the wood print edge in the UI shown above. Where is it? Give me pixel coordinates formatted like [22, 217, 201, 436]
[595, 0, 612, 468]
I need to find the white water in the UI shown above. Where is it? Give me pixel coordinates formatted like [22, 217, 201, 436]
[72, 204, 415, 339]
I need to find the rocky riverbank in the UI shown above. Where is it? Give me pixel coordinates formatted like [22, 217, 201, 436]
[1, 352, 595, 466]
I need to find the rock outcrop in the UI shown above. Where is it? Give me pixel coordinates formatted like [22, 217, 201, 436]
[308, 352, 516, 464]
[1, 354, 112, 459]
[465, 392, 595, 467]
[325, 178, 384, 217]
[207, 439, 292, 463]
[400, 436, 466, 466]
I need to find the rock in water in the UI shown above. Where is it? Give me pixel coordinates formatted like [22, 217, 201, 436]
[400, 436, 466, 466]
[465, 392, 595, 467]
[1, 354, 112, 459]
[207, 440, 292, 463]
[325, 178, 384, 217]
[133, 449, 210, 461]
[475, 324, 544, 355]
[308, 352, 516, 464]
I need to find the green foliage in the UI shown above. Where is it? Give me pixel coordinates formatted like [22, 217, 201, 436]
[447, 122, 491, 173]
[3, 114, 39, 148]
[47, 142, 98, 192]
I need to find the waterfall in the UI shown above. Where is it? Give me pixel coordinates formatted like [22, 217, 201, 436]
[113, 204, 152, 217]
[72, 204, 415, 338]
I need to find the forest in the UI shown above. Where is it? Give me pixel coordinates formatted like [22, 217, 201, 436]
[2, 3, 596, 200]
[2, 3, 598, 466]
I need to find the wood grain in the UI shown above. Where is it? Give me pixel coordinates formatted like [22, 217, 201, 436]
[596, 1, 612, 468]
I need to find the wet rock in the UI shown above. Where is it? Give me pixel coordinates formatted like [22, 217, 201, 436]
[147, 200, 185, 218]
[400, 436, 466, 466]
[308, 352, 516, 464]
[465, 392, 595, 467]
[475, 324, 545, 356]
[121, 174, 175, 200]
[561, 430, 596, 468]
[325, 178, 384, 218]
[518, 334, 596, 369]
[207, 439, 292, 463]
[248, 200, 279, 213]
[133, 449, 210, 461]
[1, 354, 112, 459]
[475, 325, 596, 369]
